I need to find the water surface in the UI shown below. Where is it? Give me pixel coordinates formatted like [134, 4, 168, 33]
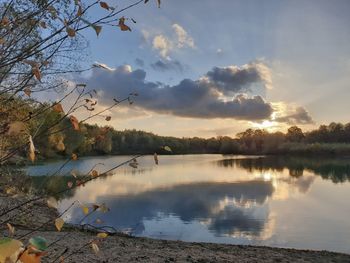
[26, 154, 350, 253]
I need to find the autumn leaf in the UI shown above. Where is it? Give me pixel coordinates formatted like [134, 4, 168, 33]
[6, 223, 15, 237]
[92, 25, 102, 36]
[55, 218, 64, 231]
[91, 241, 99, 255]
[47, 197, 58, 209]
[56, 139, 65, 152]
[105, 116, 111, 121]
[32, 66, 41, 81]
[69, 115, 80, 130]
[29, 135, 35, 163]
[53, 103, 64, 113]
[118, 17, 131, 31]
[24, 87, 31, 97]
[71, 153, 78, 160]
[0, 238, 24, 263]
[77, 5, 83, 16]
[154, 153, 158, 165]
[66, 27, 76, 37]
[97, 232, 108, 238]
[99, 1, 110, 10]
[90, 170, 99, 177]
[81, 205, 89, 215]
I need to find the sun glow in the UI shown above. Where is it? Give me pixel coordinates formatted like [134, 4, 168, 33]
[251, 120, 277, 131]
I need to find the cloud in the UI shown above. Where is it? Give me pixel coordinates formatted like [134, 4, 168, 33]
[150, 59, 184, 73]
[135, 58, 144, 67]
[274, 105, 314, 125]
[83, 63, 274, 120]
[206, 62, 273, 93]
[144, 24, 195, 58]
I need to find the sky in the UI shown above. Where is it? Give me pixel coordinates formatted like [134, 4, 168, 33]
[67, 0, 350, 138]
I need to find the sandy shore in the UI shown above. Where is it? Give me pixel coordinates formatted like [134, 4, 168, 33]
[1, 195, 350, 263]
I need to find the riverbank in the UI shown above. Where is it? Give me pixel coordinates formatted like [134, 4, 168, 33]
[1, 195, 350, 263]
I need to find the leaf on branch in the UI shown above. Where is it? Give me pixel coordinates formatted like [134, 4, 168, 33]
[92, 25, 102, 36]
[99, 1, 110, 10]
[55, 218, 64, 231]
[24, 87, 31, 97]
[47, 197, 58, 209]
[6, 223, 15, 237]
[77, 5, 83, 17]
[1, 17, 9, 26]
[81, 205, 89, 215]
[69, 116, 80, 131]
[32, 66, 41, 81]
[71, 153, 78, 160]
[90, 170, 99, 177]
[67, 181, 73, 188]
[66, 27, 76, 37]
[105, 116, 111, 121]
[7, 121, 26, 135]
[0, 38, 5, 45]
[91, 241, 99, 255]
[97, 233, 108, 238]
[118, 17, 131, 31]
[53, 103, 64, 113]
[154, 153, 158, 165]
[28, 135, 35, 163]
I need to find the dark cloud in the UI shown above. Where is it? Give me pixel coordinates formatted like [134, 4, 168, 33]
[275, 106, 314, 124]
[206, 62, 272, 94]
[150, 59, 184, 73]
[85, 64, 274, 120]
[134, 58, 144, 67]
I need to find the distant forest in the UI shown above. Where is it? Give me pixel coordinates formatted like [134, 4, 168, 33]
[3, 96, 350, 161]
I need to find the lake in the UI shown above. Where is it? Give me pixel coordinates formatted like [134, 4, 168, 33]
[26, 154, 350, 254]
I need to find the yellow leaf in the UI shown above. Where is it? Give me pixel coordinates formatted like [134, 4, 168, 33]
[0, 238, 24, 263]
[81, 205, 89, 215]
[154, 153, 158, 165]
[66, 27, 76, 37]
[47, 197, 58, 209]
[91, 241, 99, 255]
[55, 218, 64, 231]
[6, 223, 15, 237]
[52, 103, 64, 113]
[99, 1, 109, 10]
[71, 153, 78, 160]
[29, 135, 35, 163]
[97, 232, 108, 238]
[69, 115, 80, 130]
[24, 87, 31, 97]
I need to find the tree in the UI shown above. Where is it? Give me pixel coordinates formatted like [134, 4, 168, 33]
[286, 126, 304, 142]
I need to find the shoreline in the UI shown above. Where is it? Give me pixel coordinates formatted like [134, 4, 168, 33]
[1, 195, 350, 262]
